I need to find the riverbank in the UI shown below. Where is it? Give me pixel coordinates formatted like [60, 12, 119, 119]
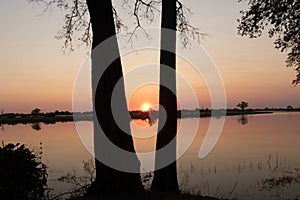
[75, 192, 223, 200]
[0, 109, 273, 125]
[0, 109, 279, 125]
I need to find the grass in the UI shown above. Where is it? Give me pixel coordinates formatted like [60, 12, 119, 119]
[25, 153, 300, 200]
[49, 160, 226, 200]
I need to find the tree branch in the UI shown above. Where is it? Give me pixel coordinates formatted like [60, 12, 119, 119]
[237, 0, 300, 85]
[29, 0, 206, 52]
[176, 0, 207, 48]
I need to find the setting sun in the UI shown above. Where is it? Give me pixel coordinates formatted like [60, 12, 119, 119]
[141, 103, 151, 111]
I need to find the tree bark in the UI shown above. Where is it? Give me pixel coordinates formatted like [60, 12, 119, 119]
[86, 0, 144, 194]
[151, 0, 179, 192]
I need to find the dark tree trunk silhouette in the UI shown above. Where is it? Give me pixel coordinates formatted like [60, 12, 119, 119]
[30, 0, 201, 195]
[86, 0, 144, 194]
[151, 0, 179, 192]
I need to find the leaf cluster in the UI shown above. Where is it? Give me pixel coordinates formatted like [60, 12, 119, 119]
[238, 0, 300, 85]
[237, 101, 248, 110]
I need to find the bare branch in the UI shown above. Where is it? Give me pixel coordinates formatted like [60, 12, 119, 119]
[124, 0, 161, 45]
[113, 7, 127, 34]
[29, 0, 205, 51]
[176, 0, 207, 48]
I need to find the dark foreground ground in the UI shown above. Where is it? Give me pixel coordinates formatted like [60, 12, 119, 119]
[75, 192, 224, 200]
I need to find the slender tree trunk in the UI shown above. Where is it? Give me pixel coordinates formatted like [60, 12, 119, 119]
[86, 0, 144, 194]
[151, 0, 179, 192]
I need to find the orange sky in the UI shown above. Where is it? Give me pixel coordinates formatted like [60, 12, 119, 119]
[0, 0, 299, 113]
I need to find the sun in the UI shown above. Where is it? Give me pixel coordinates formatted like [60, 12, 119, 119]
[141, 103, 151, 112]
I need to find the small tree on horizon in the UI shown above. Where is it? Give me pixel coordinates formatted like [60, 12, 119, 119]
[31, 108, 41, 116]
[237, 101, 248, 111]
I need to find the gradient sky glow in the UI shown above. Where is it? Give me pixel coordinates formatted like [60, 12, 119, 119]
[1, 0, 299, 113]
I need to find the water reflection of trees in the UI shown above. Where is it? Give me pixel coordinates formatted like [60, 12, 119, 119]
[31, 122, 42, 131]
[145, 116, 158, 126]
[0, 124, 4, 132]
[237, 115, 248, 125]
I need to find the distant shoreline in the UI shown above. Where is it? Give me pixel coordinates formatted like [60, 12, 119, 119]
[1, 109, 297, 125]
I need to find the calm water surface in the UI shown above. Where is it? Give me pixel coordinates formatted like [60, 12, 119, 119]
[1, 112, 300, 199]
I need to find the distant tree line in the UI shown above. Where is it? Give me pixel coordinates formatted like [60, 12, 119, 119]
[0, 109, 72, 119]
[0, 106, 299, 126]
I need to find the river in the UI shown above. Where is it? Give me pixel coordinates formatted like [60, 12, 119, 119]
[1, 112, 299, 199]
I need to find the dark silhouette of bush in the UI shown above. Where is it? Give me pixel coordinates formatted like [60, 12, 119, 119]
[45, 112, 55, 118]
[0, 143, 48, 199]
[31, 108, 41, 116]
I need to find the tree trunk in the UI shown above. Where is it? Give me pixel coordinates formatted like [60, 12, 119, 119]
[151, 0, 179, 192]
[86, 0, 144, 194]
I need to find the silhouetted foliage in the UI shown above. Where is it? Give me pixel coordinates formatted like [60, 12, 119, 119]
[31, 108, 41, 116]
[237, 101, 248, 111]
[130, 111, 150, 120]
[54, 110, 60, 116]
[44, 112, 55, 117]
[238, 0, 300, 85]
[0, 143, 48, 199]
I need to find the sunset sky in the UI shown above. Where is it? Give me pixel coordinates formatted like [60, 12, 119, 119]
[1, 0, 300, 113]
